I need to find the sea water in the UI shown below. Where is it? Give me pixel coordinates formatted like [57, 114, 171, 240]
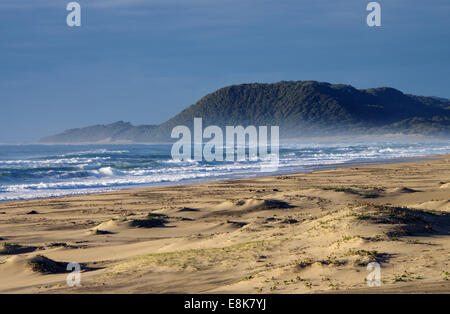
[0, 141, 448, 201]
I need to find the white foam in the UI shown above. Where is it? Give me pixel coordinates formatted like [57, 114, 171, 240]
[1, 142, 449, 201]
[97, 167, 115, 176]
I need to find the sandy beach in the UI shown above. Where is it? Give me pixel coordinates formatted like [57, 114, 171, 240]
[0, 155, 449, 294]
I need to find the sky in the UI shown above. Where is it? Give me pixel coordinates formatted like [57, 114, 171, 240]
[0, 0, 449, 143]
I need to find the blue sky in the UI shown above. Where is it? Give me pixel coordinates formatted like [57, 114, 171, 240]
[0, 0, 449, 143]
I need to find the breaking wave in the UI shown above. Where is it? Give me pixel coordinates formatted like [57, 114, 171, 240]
[0, 142, 448, 201]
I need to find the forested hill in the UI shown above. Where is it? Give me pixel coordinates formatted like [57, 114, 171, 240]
[40, 81, 450, 143]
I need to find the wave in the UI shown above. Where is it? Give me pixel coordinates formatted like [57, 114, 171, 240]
[0, 142, 449, 201]
[0, 157, 109, 168]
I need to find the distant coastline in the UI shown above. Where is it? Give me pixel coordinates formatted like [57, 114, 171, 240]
[39, 81, 450, 144]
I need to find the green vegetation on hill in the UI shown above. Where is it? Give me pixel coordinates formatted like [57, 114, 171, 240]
[40, 121, 158, 143]
[40, 81, 450, 143]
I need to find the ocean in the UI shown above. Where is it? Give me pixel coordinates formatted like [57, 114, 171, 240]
[0, 141, 449, 201]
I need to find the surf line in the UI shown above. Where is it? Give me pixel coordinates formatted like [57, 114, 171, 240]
[171, 117, 280, 172]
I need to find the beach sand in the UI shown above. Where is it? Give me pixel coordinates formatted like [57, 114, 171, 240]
[0, 156, 449, 294]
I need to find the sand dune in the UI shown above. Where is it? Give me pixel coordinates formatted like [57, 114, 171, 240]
[0, 155, 449, 293]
